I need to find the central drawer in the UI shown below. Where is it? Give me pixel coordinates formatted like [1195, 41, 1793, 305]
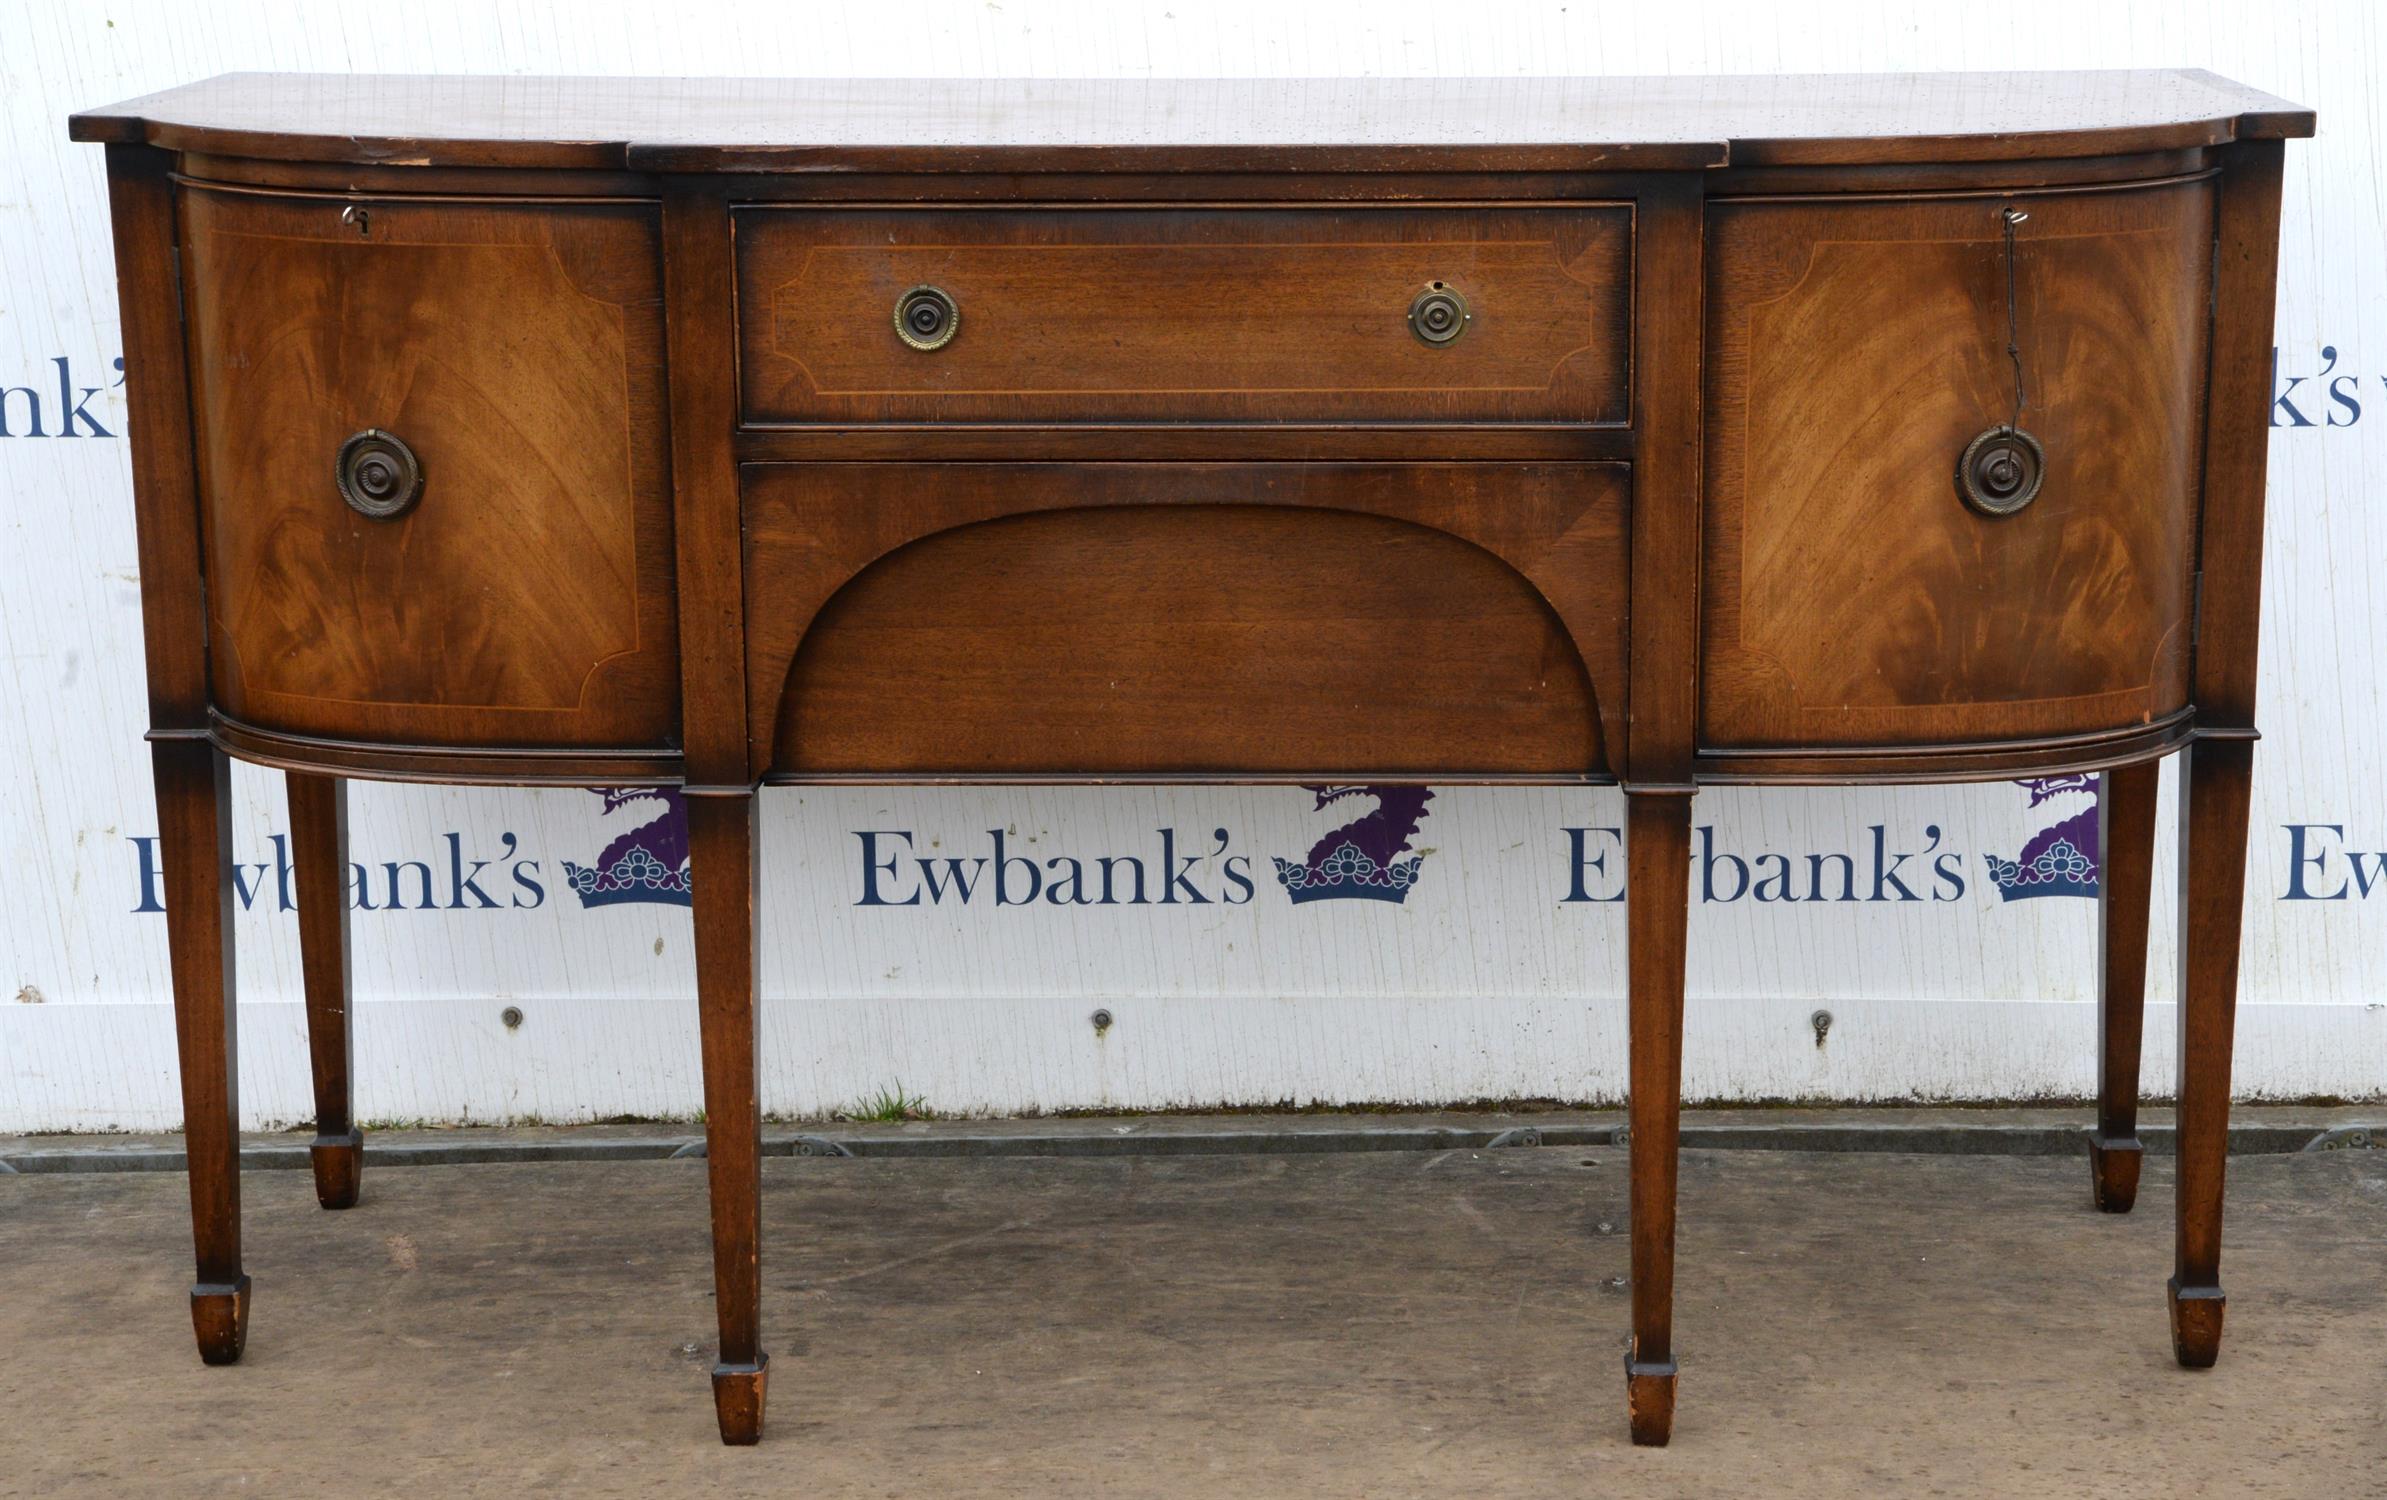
[733, 206, 1632, 426]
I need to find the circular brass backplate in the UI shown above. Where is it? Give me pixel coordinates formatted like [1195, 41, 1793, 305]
[1407, 281, 1470, 346]
[1957, 426, 2045, 516]
[894, 285, 959, 351]
[334, 428, 425, 519]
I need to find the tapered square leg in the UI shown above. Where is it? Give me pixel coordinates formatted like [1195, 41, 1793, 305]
[2091, 761, 2159, 1213]
[689, 790, 767, 1444]
[153, 740, 247, 1364]
[2170, 740, 2252, 1368]
[289, 772, 363, 1210]
[1623, 791, 1692, 1447]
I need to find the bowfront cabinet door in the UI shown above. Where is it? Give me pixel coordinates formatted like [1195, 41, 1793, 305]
[1699, 177, 2215, 751]
[178, 185, 680, 750]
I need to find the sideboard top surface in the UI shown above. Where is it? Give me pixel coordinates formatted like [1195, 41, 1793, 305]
[70, 69, 2311, 173]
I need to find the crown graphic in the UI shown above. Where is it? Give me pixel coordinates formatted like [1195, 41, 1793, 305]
[562, 847, 694, 908]
[1272, 785, 1436, 906]
[567, 786, 695, 909]
[1983, 833, 2097, 900]
[1271, 840, 1428, 904]
[1986, 789, 2100, 902]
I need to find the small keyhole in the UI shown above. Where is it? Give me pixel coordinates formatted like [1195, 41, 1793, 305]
[341, 204, 370, 237]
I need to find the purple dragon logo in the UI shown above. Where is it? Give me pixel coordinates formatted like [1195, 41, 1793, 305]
[563, 787, 693, 908]
[1984, 774, 2100, 901]
[1271, 785, 1435, 905]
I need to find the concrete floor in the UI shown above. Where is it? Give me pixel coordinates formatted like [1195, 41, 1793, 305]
[1, 1143, 2381, 1498]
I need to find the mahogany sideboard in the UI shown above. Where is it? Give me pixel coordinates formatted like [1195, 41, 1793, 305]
[71, 70, 2312, 1449]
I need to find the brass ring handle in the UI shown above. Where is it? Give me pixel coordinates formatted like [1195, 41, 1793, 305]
[335, 429, 424, 519]
[894, 285, 959, 351]
[1407, 282, 1470, 346]
[1957, 426, 2044, 517]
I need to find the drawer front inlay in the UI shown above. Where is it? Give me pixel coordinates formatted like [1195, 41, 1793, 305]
[734, 207, 1631, 426]
[1699, 178, 2215, 750]
[179, 185, 680, 749]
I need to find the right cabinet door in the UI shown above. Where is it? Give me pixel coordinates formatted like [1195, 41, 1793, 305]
[1700, 177, 2215, 751]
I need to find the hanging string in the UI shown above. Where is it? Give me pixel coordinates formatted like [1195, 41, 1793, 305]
[2001, 205, 2028, 434]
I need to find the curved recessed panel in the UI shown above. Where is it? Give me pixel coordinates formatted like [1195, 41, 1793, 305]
[770, 504, 1604, 777]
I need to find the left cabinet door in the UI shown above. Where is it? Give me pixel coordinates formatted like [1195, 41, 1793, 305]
[179, 184, 679, 750]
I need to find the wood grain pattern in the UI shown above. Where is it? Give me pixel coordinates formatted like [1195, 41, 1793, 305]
[2191, 140, 2288, 730]
[1696, 713, 2198, 785]
[688, 792, 767, 1444]
[742, 463, 1629, 778]
[69, 71, 2312, 173]
[170, 147, 2227, 205]
[104, 142, 253, 1368]
[101, 145, 211, 734]
[2165, 136, 2285, 1373]
[1624, 790, 1692, 1447]
[1620, 183, 1703, 1445]
[207, 716, 683, 787]
[178, 185, 679, 749]
[735, 206, 1630, 427]
[2171, 738, 2254, 1367]
[288, 771, 363, 1211]
[1625, 176, 1706, 788]
[151, 739, 247, 1364]
[731, 424, 1636, 464]
[2090, 759, 2159, 1214]
[1701, 177, 2215, 749]
[663, 187, 753, 789]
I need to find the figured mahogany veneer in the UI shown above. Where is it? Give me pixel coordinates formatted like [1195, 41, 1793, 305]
[1702, 177, 2213, 749]
[73, 70, 2310, 1458]
[178, 185, 680, 749]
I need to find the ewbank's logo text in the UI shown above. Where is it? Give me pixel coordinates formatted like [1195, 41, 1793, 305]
[855, 828, 1255, 907]
[129, 831, 545, 912]
[0, 355, 122, 438]
[1561, 824, 1968, 904]
[2282, 825, 2387, 899]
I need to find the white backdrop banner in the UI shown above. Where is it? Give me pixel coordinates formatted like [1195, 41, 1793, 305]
[1, 0, 2381, 1129]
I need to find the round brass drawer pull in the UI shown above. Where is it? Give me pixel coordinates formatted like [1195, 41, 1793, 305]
[1957, 426, 2044, 517]
[1408, 281, 1470, 346]
[335, 428, 424, 519]
[894, 285, 959, 351]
